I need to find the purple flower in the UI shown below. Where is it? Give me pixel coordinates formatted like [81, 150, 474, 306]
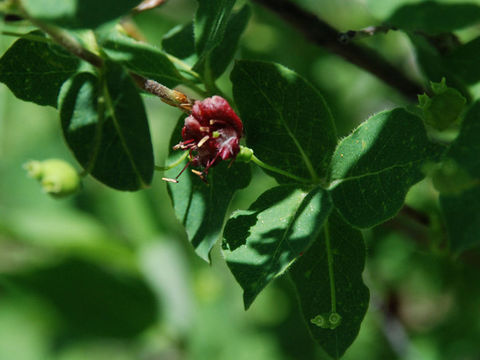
[172, 96, 243, 181]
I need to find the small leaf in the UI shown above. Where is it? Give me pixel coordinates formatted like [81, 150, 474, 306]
[166, 119, 251, 261]
[101, 31, 183, 88]
[194, 4, 251, 79]
[59, 63, 154, 190]
[194, 0, 235, 57]
[6, 257, 157, 339]
[329, 108, 444, 228]
[231, 60, 337, 183]
[289, 211, 369, 359]
[223, 185, 332, 309]
[0, 31, 79, 107]
[21, 0, 141, 29]
[162, 22, 197, 67]
[440, 102, 480, 252]
[387, 2, 480, 34]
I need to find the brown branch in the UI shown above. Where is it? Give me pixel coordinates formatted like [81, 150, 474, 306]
[251, 0, 425, 101]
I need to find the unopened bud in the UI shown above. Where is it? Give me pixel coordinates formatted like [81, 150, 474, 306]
[24, 159, 81, 198]
[236, 146, 253, 163]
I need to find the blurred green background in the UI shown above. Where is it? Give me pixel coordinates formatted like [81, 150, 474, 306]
[1, 0, 480, 359]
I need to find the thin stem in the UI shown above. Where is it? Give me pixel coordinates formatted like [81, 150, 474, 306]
[251, 154, 310, 183]
[155, 151, 189, 171]
[324, 221, 337, 313]
[251, 0, 425, 101]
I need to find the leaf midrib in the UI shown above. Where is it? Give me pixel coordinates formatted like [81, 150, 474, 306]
[102, 75, 148, 188]
[329, 157, 429, 187]
[238, 65, 319, 181]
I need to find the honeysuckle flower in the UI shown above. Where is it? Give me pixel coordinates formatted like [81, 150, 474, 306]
[170, 96, 243, 182]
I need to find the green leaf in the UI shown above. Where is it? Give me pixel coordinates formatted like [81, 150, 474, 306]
[162, 22, 197, 67]
[387, 2, 480, 34]
[329, 108, 444, 229]
[166, 120, 251, 261]
[0, 31, 79, 107]
[222, 185, 332, 309]
[289, 211, 369, 359]
[440, 102, 480, 252]
[445, 36, 480, 85]
[101, 31, 184, 88]
[21, 0, 141, 29]
[231, 60, 337, 183]
[5, 257, 157, 339]
[59, 63, 154, 191]
[194, 4, 251, 79]
[194, 0, 235, 57]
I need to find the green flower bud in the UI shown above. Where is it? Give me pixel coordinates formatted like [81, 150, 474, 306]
[236, 146, 254, 163]
[24, 159, 81, 198]
[418, 78, 466, 131]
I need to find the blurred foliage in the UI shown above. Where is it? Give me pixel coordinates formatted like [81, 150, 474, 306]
[1, 0, 480, 359]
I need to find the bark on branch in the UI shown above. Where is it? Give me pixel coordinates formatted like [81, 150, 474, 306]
[251, 0, 424, 101]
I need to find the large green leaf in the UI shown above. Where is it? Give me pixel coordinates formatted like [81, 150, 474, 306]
[21, 0, 141, 29]
[387, 2, 480, 35]
[329, 108, 444, 229]
[231, 60, 337, 183]
[166, 120, 251, 261]
[289, 211, 369, 359]
[5, 257, 157, 339]
[59, 63, 154, 190]
[0, 31, 79, 107]
[101, 31, 184, 88]
[440, 102, 480, 252]
[222, 185, 332, 309]
[194, 4, 251, 79]
[194, 0, 235, 57]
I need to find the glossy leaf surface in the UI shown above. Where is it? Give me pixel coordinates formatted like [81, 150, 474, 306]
[101, 31, 183, 88]
[59, 63, 154, 190]
[223, 185, 332, 308]
[329, 108, 444, 228]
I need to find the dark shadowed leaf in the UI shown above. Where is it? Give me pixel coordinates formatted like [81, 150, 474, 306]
[223, 185, 332, 309]
[231, 60, 337, 183]
[166, 119, 251, 261]
[101, 31, 184, 88]
[194, 0, 235, 57]
[290, 211, 369, 359]
[0, 31, 79, 107]
[21, 0, 141, 29]
[194, 4, 251, 79]
[440, 102, 480, 252]
[162, 22, 197, 67]
[59, 63, 154, 190]
[329, 108, 444, 228]
[387, 2, 480, 34]
[5, 257, 157, 339]
[444, 36, 480, 86]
